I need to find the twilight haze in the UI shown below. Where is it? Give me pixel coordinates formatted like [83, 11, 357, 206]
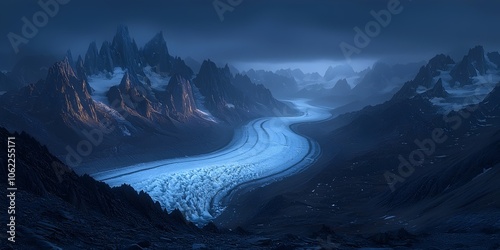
[1, 0, 499, 72]
[2, 1, 500, 248]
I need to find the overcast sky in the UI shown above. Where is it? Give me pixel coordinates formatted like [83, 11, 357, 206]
[1, 0, 499, 73]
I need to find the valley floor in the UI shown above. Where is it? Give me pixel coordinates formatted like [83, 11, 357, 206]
[215, 110, 500, 249]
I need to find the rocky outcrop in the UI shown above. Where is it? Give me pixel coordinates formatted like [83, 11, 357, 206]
[99, 41, 114, 73]
[487, 51, 500, 69]
[74, 55, 89, 91]
[84, 42, 100, 76]
[194, 60, 296, 123]
[106, 71, 175, 130]
[111, 25, 143, 76]
[232, 73, 296, 116]
[83, 26, 145, 76]
[163, 74, 197, 120]
[142, 31, 172, 74]
[451, 46, 488, 86]
[413, 54, 455, 89]
[392, 55, 454, 100]
[0, 58, 124, 146]
[0, 126, 190, 226]
[421, 78, 449, 98]
[243, 69, 298, 99]
[42, 58, 99, 125]
[194, 60, 243, 122]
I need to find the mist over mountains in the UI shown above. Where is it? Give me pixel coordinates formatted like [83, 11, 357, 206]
[0, 26, 297, 168]
[1, 2, 500, 247]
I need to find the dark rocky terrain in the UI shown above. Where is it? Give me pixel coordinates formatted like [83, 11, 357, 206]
[217, 49, 500, 250]
[0, 127, 425, 249]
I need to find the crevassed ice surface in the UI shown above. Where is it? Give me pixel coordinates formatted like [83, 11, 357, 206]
[92, 100, 331, 226]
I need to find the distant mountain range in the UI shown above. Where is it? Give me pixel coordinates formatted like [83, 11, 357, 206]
[0, 26, 296, 166]
[241, 45, 500, 240]
[236, 60, 424, 114]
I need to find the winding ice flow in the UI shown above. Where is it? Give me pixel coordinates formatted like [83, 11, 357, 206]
[92, 100, 331, 226]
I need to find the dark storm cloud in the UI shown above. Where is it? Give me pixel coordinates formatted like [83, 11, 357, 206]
[1, 0, 500, 70]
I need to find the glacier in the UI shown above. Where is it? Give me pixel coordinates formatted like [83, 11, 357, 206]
[91, 100, 331, 226]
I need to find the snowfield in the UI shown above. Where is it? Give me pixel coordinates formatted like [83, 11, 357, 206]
[92, 100, 331, 226]
[87, 68, 126, 105]
[431, 70, 500, 113]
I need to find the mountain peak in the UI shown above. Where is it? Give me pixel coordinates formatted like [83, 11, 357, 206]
[324, 64, 355, 81]
[331, 78, 351, 95]
[422, 78, 449, 98]
[410, 54, 454, 88]
[48, 57, 76, 82]
[164, 74, 197, 119]
[467, 45, 485, 59]
[115, 25, 131, 39]
[170, 57, 193, 78]
[143, 31, 171, 73]
[199, 59, 218, 73]
[120, 71, 134, 91]
[84, 41, 100, 75]
[152, 31, 166, 43]
[451, 45, 487, 86]
[66, 49, 75, 69]
[111, 25, 143, 75]
[427, 54, 455, 72]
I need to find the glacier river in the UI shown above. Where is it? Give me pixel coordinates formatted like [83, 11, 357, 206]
[92, 100, 331, 226]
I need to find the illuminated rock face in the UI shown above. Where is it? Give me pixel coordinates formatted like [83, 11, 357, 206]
[165, 74, 197, 120]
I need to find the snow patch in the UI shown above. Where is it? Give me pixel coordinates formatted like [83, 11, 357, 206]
[88, 68, 126, 105]
[191, 84, 217, 123]
[382, 215, 396, 220]
[416, 86, 428, 94]
[144, 66, 170, 91]
[429, 70, 500, 113]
